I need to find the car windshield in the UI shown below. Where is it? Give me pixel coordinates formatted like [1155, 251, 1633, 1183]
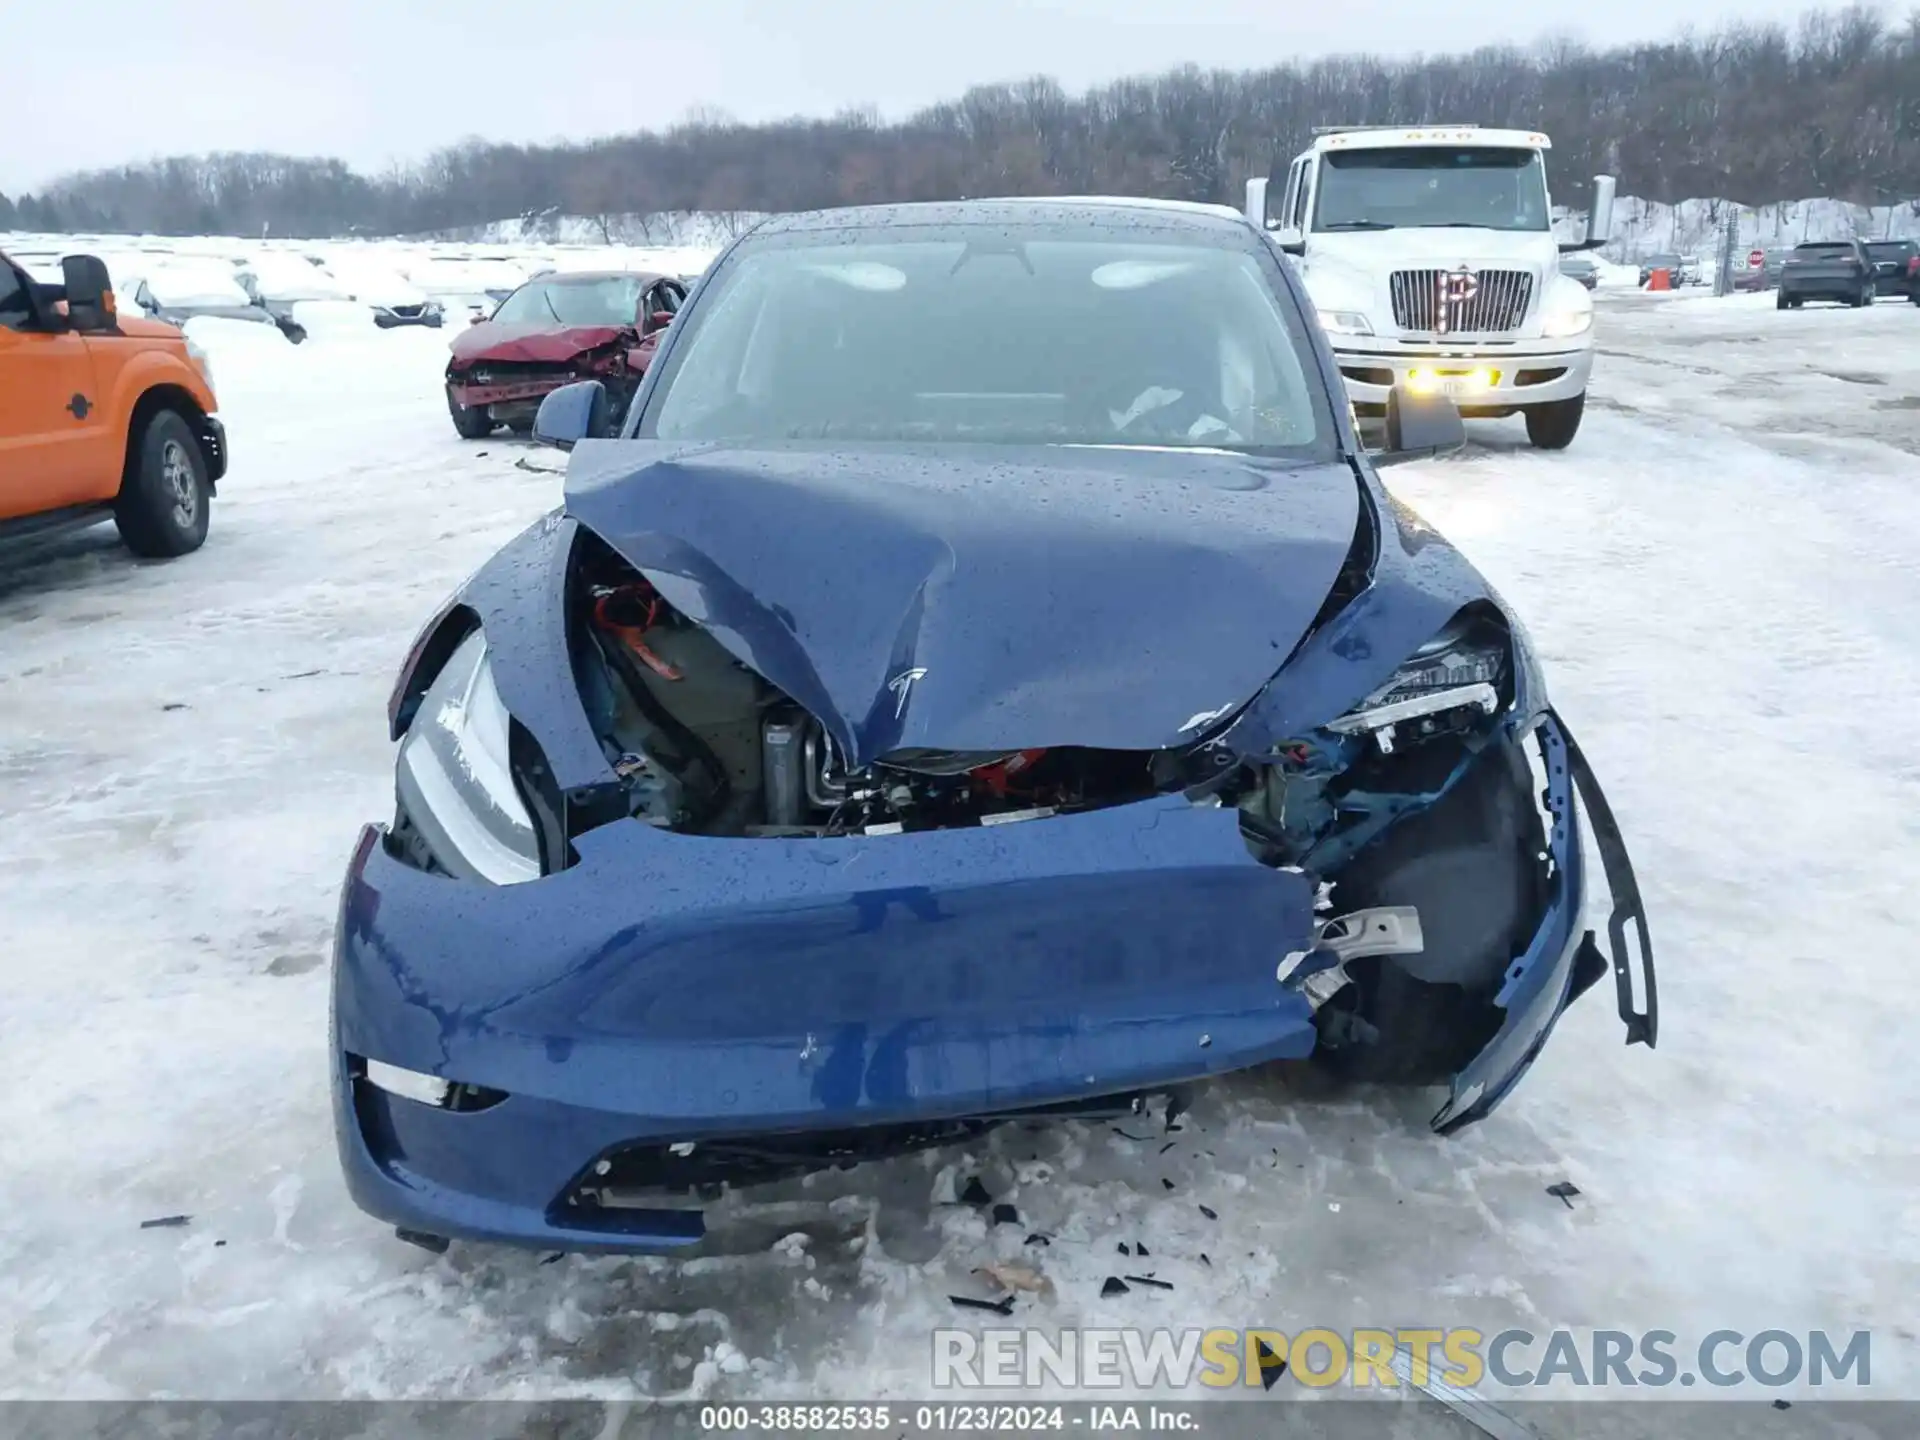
[491, 276, 647, 326]
[641, 225, 1331, 455]
[1313, 147, 1550, 233]
[1865, 242, 1915, 260]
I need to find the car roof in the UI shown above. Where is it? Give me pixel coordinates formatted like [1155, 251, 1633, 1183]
[750, 198, 1256, 240]
[516, 268, 670, 286]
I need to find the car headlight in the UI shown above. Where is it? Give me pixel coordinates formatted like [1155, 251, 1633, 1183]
[183, 335, 216, 398]
[1317, 309, 1374, 337]
[1540, 297, 1593, 338]
[1327, 612, 1510, 748]
[394, 629, 541, 884]
[422, 299, 443, 316]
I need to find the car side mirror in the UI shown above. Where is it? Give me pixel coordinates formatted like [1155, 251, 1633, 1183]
[533, 380, 610, 451]
[647, 309, 674, 330]
[1278, 237, 1307, 257]
[1372, 384, 1466, 468]
[61, 254, 117, 332]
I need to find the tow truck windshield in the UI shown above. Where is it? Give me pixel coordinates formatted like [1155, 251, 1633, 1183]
[1314, 147, 1550, 234]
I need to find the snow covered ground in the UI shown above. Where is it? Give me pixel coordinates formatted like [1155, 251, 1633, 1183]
[1, 283, 1916, 1425]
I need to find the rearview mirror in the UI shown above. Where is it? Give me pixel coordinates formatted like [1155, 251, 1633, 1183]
[533, 380, 611, 451]
[1372, 384, 1466, 467]
[61, 254, 117, 332]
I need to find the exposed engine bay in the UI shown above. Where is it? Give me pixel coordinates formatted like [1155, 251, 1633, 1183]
[570, 535, 1527, 871]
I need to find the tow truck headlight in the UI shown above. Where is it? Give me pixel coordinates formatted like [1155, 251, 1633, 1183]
[394, 629, 541, 885]
[1317, 309, 1374, 337]
[1541, 294, 1594, 338]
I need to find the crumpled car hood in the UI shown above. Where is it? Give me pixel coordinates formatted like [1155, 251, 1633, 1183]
[451, 322, 631, 366]
[564, 441, 1361, 766]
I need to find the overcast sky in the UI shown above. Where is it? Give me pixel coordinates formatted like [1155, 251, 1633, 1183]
[3, 0, 1833, 192]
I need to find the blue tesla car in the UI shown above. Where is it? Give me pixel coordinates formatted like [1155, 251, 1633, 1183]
[332, 200, 1655, 1254]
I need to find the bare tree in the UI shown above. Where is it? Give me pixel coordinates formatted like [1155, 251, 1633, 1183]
[30, 6, 1920, 238]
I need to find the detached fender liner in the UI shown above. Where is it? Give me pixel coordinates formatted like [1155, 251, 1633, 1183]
[332, 794, 1319, 1250]
[1431, 709, 1654, 1133]
[1560, 719, 1658, 1047]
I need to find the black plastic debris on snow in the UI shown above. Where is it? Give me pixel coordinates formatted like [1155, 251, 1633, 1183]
[140, 1215, 190, 1229]
[1162, 1178, 1175, 1191]
[214, 1240, 226, 1247]
[1199, 1253, 1211, 1267]
[1118, 1242, 1131, 1256]
[1025, 1233, 1051, 1247]
[1546, 1181, 1581, 1209]
[1113, 1128, 1154, 1142]
[959, 1177, 993, 1207]
[991, 1203, 1020, 1227]
[542, 1252, 565, 1265]
[1255, 1339, 1288, 1390]
[395, 1228, 450, 1254]
[950, 1294, 1017, 1316]
[1101, 1277, 1130, 1298]
[1159, 1141, 1177, 1155]
[1136, 1242, 1149, 1257]
[161, 702, 188, 712]
[1773, 1400, 1792, 1411]
[1198, 1204, 1218, 1221]
[1164, 1094, 1188, 1132]
[1125, 1275, 1174, 1291]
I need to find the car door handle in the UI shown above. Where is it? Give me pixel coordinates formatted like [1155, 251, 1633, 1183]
[67, 393, 92, 420]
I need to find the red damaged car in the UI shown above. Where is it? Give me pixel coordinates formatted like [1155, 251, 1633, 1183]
[444, 270, 687, 438]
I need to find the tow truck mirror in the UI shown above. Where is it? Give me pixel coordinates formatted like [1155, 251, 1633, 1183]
[1373, 384, 1466, 467]
[1586, 175, 1617, 247]
[533, 379, 611, 451]
[61, 254, 117, 332]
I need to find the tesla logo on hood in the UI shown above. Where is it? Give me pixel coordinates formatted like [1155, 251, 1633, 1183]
[888, 667, 929, 718]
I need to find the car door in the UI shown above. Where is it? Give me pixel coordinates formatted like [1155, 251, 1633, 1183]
[0, 259, 112, 522]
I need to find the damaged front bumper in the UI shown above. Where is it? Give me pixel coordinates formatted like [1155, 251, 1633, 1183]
[331, 709, 1654, 1251]
[447, 375, 579, 410]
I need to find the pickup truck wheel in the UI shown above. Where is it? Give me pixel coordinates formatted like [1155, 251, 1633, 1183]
[1523, 392, 1585, 450]
[115, 410, 210, 558]
[1776, 291, 1790, 310]
[447, 385, 494, 439]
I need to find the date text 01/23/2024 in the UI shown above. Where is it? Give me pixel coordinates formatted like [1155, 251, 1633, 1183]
[698, 1404, 1199, 1432]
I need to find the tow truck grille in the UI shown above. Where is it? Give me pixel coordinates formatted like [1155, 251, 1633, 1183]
[1390, 269, 1534, 334]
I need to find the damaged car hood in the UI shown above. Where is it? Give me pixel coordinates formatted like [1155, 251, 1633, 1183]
[564, 441, 1362, 765]
[451, 323, 632, 366]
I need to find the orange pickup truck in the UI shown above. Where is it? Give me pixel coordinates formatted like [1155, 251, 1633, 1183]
[1, 250, 227, 557]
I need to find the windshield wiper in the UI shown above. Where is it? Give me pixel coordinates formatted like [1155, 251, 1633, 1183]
[1320, 220, 1397, 231]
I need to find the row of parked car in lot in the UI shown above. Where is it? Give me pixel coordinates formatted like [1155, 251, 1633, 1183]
[2, 238, 609, 344]
[1607, 238, 1920, 304]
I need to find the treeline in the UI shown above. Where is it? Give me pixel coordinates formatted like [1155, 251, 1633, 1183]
[7, 5, 1918, 239]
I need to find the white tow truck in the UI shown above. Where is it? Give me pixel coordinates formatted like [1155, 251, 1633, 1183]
[1245, 125, 1616, 449]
